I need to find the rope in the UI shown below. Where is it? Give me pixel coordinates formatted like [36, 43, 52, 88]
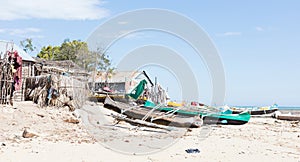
[141, 103, 164, 121]
[121, 105, 139, 114]
[150, 108, 179, 122]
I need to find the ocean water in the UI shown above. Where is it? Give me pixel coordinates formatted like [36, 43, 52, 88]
[233, 106, 300, 110]
[278, 106, 300, 110]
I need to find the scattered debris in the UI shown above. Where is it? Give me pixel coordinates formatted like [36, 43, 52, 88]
[185, 148, 200, 154]
[22, 128, 39, 138]
[64, 118, 80, 124]
[274, 120, 281, 124]
[36, 114, 45, 118]
[187, 128, 193, 132]
[291, 124, 298, 127]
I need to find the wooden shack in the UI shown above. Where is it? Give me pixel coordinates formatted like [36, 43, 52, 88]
[24, 59, 89, 110]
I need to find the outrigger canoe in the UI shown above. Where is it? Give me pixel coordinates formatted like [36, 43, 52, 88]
[230, 104, 279, 115]
[104, 96, 202, 128]
[272, 111, 300, 121]
[144, 101, 250, 125]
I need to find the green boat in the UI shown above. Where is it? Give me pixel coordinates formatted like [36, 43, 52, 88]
[144, 101, 251, 125]
[128, 79, 250, 125]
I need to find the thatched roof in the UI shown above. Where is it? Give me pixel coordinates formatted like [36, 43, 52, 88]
[35, 59, 88, 74]
[34, 59, 89, 82]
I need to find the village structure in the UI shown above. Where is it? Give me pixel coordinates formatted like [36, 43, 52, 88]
[0, 40, 35, 104]
[0, 40, 89, 110]
[0, 40, 168, 109]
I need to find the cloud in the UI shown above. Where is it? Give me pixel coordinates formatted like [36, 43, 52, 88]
[0, 27, 43, 38]
[217, 32, 242, 37]
[26, 35, 45, 39]
[255, 26, 264, 31]
[8, 28, 41, 35]
[118, 21, 129, 25]
[0, 0, 109, 20]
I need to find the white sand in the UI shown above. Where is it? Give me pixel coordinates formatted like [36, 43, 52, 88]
[1, 101, 299, 162]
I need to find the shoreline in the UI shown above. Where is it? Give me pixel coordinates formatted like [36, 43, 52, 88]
[1, 101, 300, 162]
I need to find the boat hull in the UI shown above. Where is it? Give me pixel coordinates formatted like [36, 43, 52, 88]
[276, 115, 300, 121]
[104, 96, 202, 128]
[202, 115, 249, 125]
[144, 106, 250, 125]
[232, 108, 278, 115]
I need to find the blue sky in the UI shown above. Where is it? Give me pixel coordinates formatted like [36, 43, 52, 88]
[1, 0, 300, 106]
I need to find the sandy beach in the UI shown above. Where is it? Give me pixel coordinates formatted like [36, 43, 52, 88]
[1, 101, 300, 162]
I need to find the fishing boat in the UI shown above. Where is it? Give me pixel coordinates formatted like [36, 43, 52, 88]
[229, 104, 279, 115]
[103, 96, 202, 128]
[105, 78, 248, 125]
[144, 101, 251, 125]
[272, 111, 300, 121]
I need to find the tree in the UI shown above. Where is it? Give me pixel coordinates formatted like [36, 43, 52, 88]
[91, 48, 112, 70]
[92, 48, 115, 82]
[36, 39, 113, 72]
[55, 39, 88, 61]
[37, 40, 88, 61]
[37, 45, 60, 60]
[20, 38, 36, 53]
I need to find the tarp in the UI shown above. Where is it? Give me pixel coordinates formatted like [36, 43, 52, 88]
[128, 79, 147, 99]
[0, 40, 35, 62]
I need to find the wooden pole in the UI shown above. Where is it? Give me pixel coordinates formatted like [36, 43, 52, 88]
[111, 114, 172, 131]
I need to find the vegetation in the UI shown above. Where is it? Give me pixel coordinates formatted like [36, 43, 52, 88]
[37, 39, 113, 72]
[37, 45, 60, 60]
[20, 38, 36, 53]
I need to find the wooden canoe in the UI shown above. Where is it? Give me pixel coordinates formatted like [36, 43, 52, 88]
[151, 107, 250, 125]
[231, 108, 278, 115]
[143, 101, 250, 125]
[276, 114, 300, 121]
[103, 96, 202, 128]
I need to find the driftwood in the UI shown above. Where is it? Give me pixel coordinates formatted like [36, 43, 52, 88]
[111, 114, 172, 131]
